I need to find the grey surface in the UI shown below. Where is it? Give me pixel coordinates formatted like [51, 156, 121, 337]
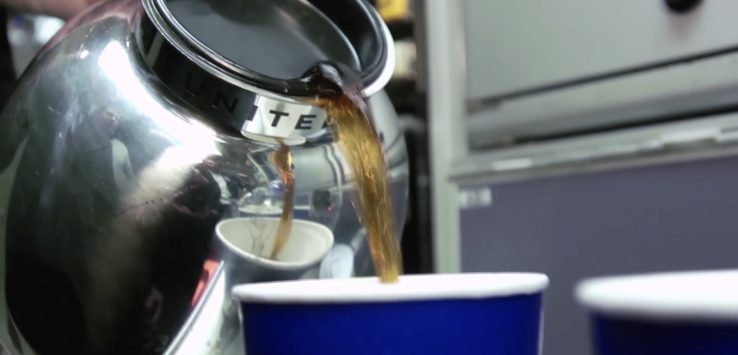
[467, 51, 738, 148]
[463, 0, 738, 148]
[456, 110, 738, 184]
[425, 0, 466, 272]
[463, 0, 738, 100]
[460, 154, 738, 355]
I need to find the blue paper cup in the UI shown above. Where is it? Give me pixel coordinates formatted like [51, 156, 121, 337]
[233, 273, 549, 355]
[577, 270, 738, 355]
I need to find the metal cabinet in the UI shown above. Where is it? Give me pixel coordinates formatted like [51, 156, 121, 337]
[423, 1, 738, 354]
[462, 0, 738, 147]
[465, 0, 738, 100]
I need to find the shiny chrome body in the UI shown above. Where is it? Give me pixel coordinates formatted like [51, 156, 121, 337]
[0, 0, 408, 354]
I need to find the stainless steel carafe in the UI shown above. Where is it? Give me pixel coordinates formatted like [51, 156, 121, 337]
[0, 0, 407, 353]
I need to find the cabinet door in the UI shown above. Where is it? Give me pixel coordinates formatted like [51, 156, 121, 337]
[465, 0, 738, 100]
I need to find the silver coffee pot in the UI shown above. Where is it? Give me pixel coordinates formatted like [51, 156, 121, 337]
[0, 0, 408, 353]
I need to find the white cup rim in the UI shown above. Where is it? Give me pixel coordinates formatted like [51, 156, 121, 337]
[216, 217, 334, 271]
[577, 269, 738, 322]
[233, 272, 549, 304]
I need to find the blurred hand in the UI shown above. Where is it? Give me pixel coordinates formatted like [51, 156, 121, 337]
[1, 0, 105, 19]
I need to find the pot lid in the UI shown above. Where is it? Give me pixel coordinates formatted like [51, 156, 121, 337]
[145, 0, 392, 97]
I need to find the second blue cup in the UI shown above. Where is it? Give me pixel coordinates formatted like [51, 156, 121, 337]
[578, 270, 738, 355]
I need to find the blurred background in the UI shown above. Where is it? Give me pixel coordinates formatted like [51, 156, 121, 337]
[7, 0, 738, 354]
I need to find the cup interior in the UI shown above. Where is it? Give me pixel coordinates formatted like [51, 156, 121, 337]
[216, 217, 334, 270]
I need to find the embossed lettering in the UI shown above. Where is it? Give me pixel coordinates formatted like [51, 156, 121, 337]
[295, 114, 316, 130]
[212, 92, 238, 114]
[184, 72, 205, 96]
[245, 105, 258, 121]
[270, 110, 289, 127]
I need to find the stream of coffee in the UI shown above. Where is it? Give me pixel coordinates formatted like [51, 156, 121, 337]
[269, 63, 402, 283]
[270, 144, 295, 260]
[309, 63, 402, 283]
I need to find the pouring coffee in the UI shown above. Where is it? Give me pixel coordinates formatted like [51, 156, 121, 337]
[0, 0, 407, 354]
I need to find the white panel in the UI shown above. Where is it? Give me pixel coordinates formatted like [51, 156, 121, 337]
[465, 0, 738, 100]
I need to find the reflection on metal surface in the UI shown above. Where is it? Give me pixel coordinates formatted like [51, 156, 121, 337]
[8, 14, 65, 75]
[0, 0, 408, 354]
